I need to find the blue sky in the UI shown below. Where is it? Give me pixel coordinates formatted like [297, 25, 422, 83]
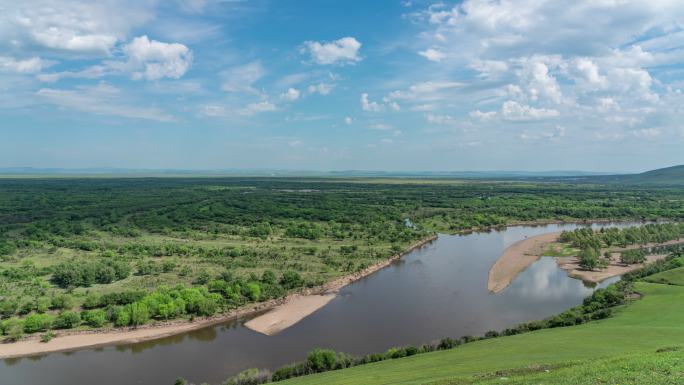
[1, 0, 684, 172]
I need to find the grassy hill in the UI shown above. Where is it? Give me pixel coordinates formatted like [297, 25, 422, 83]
[281, 263, 684, 385]
[588, 164, 684, 186]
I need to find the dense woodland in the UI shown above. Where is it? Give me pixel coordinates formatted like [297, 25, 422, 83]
[1, 177, 683, 338]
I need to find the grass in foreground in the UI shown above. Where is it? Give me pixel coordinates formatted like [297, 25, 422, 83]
[279, 280, 684, 385]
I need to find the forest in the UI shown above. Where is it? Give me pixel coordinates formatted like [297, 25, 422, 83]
[1, 177, 683, 338]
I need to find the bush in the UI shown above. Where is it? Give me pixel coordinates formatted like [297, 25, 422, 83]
[51, 260, 130, 288]
[223, 368, 271, 385]
[0, 299, 18, 318]
[307, 348, 338, 372]
[82, 309, 107, 327]
[280, 271, 304, 290]
[23, 313, 54, 333]
[3, 318, 24, 340]
[53, 311, 81, 329]
[51, 294, 74, 310]
[111, 306, 131, 327]
[83, 292, 103, 309]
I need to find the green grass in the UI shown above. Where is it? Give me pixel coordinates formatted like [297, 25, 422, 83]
[644, 266, 684, 286]
[281, 280, 684, 385]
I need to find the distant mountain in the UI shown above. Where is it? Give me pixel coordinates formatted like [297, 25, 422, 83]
[620, 165, 684, 185]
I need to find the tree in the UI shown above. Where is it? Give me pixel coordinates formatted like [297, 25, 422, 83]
[578, 247, 600, 271]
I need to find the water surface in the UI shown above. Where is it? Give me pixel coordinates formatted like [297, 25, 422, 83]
[0, 223, 630, 385]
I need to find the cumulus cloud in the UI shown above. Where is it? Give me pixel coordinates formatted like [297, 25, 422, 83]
[0, 0, 153, 55]
[344, 116, 353, 125]
[501, 100, 560, 121]
[303, 37, 362, 65]
[280, 87, 300, 101]
[361, 93, 383, 112]
[0, 56, 54, 73]
[418, 48, 446, 62]
[123, 36, 193, 81]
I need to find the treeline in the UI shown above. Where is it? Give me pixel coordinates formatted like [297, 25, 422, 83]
[0, 269, 307, 339]
[174, 250, 684, 385]
[559, 223, 684, 250]
[559, 223, 684, 270]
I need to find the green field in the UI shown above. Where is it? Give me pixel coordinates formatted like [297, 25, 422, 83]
[280, 272, 684, 384]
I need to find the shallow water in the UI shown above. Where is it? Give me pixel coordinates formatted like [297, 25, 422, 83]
[0, 223, 632, 385]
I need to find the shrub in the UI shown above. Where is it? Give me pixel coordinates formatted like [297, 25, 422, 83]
[51, 294, 74, 310]
[23, 313, 54, 333]
[307, 348, 338, 372]
[82, 309, 107, 327]
[223, 368, 271, 385]
[280, 271, 304, 290]
[53, 311, 81, 329]
[0, 299, 18, 318]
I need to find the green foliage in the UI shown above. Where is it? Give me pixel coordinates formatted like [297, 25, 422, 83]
[222, 368, 271, 385]
[280, 271, 304, 290]
[51, 259, 130, 288]
[82, 309, 107, 327]
[578, 247, 600, 271]
[23, 313, 54, 333]
[53, 311, 80, 329]
[621, 248, 647, 265]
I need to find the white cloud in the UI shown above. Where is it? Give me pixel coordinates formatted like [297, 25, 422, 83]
[368, 123, 394, 131]
[344, 116, 353, 125]
[239, 100, 277, 115]
[288, 140, 302, 147]
[0, 56, 54, 73]
[387, 81, 463, 102]
[469, 110, 497, 122]
[418, 48, 446, 62]
[221, 61, 265, 94]
[308, 82, 335, 95]
[380, 138, 394, 145]
[303, 37, 362, 65]
[633, 128, 661, 139]
[426, 114, 454, 124]
[199, 105, 227, 117]
[519, 125, 566, 141]
[1, 0, 154, 55]
[361, 93, 383, 112]
[37, 83, 174, 121]
[123, 36, 193, 81]
[280, 87, 300, 102]
[501, 100, 560, 121]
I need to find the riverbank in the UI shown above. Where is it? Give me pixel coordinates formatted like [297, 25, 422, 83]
[488, 229, 684, 292]
[244, 235, 438, 335]
[0, 235, 438, 359]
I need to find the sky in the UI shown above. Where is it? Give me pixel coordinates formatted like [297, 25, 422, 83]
[1, 0, 684, 172]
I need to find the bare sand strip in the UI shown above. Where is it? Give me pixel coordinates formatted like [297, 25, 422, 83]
[0, 235, 438, 359]
[488, 232, 561, 293]
[244, 294, 335, 335]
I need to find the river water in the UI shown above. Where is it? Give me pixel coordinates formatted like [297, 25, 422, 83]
[1, 223, 631, 385]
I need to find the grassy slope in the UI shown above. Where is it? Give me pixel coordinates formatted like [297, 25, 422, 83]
[282, 280, 684, 385]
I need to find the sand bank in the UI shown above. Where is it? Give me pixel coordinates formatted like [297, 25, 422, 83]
[244, 294, 335, 335]
[487, 232, 561, 293]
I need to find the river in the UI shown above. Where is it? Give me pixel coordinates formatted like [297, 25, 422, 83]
[0, 223, 632, 385]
